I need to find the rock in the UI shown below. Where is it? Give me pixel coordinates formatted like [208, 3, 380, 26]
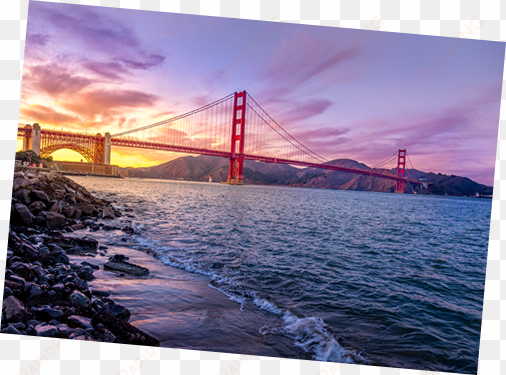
[104, 256, 149, 276]
[36, 211, 67, 228]
[12, 189, 32, 205]
[28, 201, 46, 215]
[74, 209, 82, 220]
[1, 325, 20, 335]
[103, 303, 131, 322]
[92, 313, 160, 346]
[30, 190, 50, 204]
[97, 328, 117, 343]
[81, 261, 99, 270]
[51, 283, 65, 293]
[2, 296, 26, 320]
[4, 286, 13, 299]
[26, 319, 40, 327]
[91, 290, 110, 298]
[121, 225, 135, 235]
[40, 308, 64, 319]
[43, 234, 98, 252]
[55, 323, 74, 338]
[48, 201, 62, 214]
[69, 290, 89, 307]
[67, 315, 93, 329]
[25, 283, 44, 298]
[78, 269, 95, 281]
[99, 245, 108, 250]
[74, 203, 96, 215]
[13, 203, 35, 226]
[102, 206, 115, 219]
[35, 323, 58, 337]
[62, 206, 75, 218]
[9, 322, 26, 330]
[13, 177, 27, 191]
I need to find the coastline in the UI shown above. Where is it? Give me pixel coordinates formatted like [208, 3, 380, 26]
[2, 170, 158, 345]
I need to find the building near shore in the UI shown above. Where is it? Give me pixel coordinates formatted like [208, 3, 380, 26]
[57, 161, 119, 176]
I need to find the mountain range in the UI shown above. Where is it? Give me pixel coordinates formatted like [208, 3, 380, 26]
[119, 155, 493, 197]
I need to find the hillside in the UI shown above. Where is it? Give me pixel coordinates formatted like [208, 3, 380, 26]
[119, 155, 493, 197]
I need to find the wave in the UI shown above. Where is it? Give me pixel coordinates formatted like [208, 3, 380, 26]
[129, 234, 364, 364]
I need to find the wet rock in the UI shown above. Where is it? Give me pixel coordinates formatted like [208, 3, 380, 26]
[78, 269, 95, 281]
[91, 290, 110, 298]
[9, 322, 26, 330]
[1, 325, 20, 335]
[103, 303, 131, 322]
[73, 209, 82, 220]
[40, 308, 64, 319]
[97, 328, 117, 343]
[101, 206, 115, 219]
[104, 255, 149, 276]
[92, 313, 160, 346]
[35, 323, 58, 337]
[69, 290, 89, 307]
[121, 225, 135, 235]
[81, 261, 99, 270]
[74, 203, 96, 215]
[99, 245, 108, 250]
[68, 315, 93, 329]
[26, 319, 40, 327]
[2, 296, 26, 320]
[6, 274, 26, 288]
[13, 203, 34, 226]
[55, 323, 74, 338]
[43, 234, 98, 252]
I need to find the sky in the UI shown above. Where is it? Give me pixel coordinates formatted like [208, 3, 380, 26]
[18, 1, 505, 185]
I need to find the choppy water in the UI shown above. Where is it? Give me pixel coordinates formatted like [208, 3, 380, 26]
[72, 176, 490, 373]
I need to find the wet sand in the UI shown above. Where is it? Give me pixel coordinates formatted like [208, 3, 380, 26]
[69, 243, 305, 359]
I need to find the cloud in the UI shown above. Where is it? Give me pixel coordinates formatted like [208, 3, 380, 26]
[25, 64, 93, 98]
[20, 104, 78, 125]
[62, 89, 159, 119]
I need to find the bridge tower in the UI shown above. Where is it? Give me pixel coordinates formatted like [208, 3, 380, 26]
[395, 149, 406, 193]
[227, 91, 247, 184]
[32, 123, 41, 155]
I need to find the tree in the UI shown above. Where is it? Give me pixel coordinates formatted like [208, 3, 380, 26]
[15, 150, 52, 165]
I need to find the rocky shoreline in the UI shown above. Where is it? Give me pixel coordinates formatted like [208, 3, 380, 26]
[2, 171, 159, 346]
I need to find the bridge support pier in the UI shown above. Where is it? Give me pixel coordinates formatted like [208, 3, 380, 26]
[104, 132, 111, 165]
[32, 123, 41, 155]
[225, 91, 247, 185]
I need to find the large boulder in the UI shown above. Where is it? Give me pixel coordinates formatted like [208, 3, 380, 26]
[103, 303, 131, 322]
[2, 296, 26, 320]
[67, 315, 93, 329]
[35, 211, 66, 228]
[13, 203, 34, 226]
[28, 201, 46, 215]
[101, 206, 115, 219]
[12, 189, 32, 205]
[35, 323, 58, 337]
[74, 203, 96, 215]
[69, 290, 89, 307]
[30, 189, 51, 205]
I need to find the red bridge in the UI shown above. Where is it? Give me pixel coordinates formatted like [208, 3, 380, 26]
[18, 91, 423, 193]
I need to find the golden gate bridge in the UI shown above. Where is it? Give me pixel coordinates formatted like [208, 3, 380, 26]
[17, 91, 423, 193]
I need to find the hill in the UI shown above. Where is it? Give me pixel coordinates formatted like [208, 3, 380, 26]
[119, 155, 493, 197]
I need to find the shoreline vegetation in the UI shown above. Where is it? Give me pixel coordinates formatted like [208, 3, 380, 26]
[2, 170, 159, 345]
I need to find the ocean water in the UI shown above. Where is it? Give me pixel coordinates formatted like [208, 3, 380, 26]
[71, 176, 491, 373]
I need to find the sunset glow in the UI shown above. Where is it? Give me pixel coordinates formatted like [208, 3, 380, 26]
[19, 2, 504, 184]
